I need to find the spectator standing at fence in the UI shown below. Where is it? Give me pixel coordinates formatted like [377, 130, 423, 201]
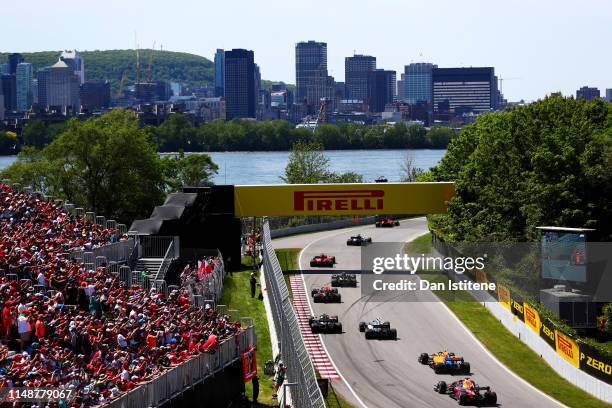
[272, 362, 285, 398]
[249, 272, 257, 298]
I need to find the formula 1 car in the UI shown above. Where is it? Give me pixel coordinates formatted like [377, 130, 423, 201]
[375, 218, 400, 228]
[346, 234, 372, 246]
[434, 378, 497, 406]
[311, 286, 342, 303]
[418, 351, 471, 374]
[358, 318, 397, 340]
[309, 314, 343, 334]
[310, 254, 336, 267]
[331, 272, 357, 287]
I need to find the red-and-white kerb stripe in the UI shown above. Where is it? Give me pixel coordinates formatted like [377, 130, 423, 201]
[289, 275, 340, 380]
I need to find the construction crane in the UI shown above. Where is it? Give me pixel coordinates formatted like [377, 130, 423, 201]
[135, 46, 141, 84]
[116, 71, 128, 99]
[146, 41, 156, 83]
[498, 76, 521, 95]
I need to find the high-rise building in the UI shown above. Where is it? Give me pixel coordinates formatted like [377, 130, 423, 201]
[606, 89, 612, 102]
[38, 60, 80, 112]
[306, 68, 336, 111]
[80, 80, 111, 110]
[576, 86, 600, 101]
[224, 49, 256, 119]
[432, 67, 495, 113]
[404, 63, 437, 105]
[8, 53, 24, 75]
[0, 83, 4, 120]
[397, 74, 407, 102]
[345, 55, 376, 101]
[295, 41, 327, 107]
[214, 49, 225, 97]
[31, 79, 38, 104]
[367, 69, 396, 113]
[0, 64, 9, 75]
[60, 50, 85, 84]
[16, 63, 33, 111]
[1, 74, 16, 112]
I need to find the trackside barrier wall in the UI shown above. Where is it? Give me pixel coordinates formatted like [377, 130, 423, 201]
[432, 233, 612, 403]
[270, 216, 377, 238]
[262, 220, 326, 408]
[106, 326, 256, 408]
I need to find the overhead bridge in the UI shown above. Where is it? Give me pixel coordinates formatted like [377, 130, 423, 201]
[130, 182, 455, 269]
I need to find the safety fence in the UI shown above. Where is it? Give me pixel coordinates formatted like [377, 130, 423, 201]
[432, 232, 612, 401]
[106, 325, 256, 408]
[262, 219, 326, 408]
[177, 251, 225, 308]
[69, 238, 136, 266]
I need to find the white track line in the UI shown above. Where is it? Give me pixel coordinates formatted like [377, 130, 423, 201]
[294, 220, 568, 408]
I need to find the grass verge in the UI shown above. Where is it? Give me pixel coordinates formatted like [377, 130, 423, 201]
[405, 232, 432, 254]
[420, 272, 611, 408]
[220, 258, 275, 406]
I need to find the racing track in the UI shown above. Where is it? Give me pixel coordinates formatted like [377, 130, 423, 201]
[273, 218, 566, 408]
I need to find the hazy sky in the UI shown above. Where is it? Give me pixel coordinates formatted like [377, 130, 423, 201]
[2, 0, 611, 101]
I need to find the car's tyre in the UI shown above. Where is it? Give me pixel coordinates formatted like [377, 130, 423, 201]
[418, 353, 429, 365]
[434, 363, 444, 374]
[458, 394, 469, 405]
[365, 330, 373, 339]
[331, 281, 338, 287]
[331, 288, 338, 293]
[336, 323, 343, 333]
[358, 322, 366, 332]
[486, 391, 497, 405]
[436, 381, 447, 394]
[376, 224, 381, 228]
[389, 328, 397, 340]
[310, 262, 316, 267]
[383, 321, 391, 327]
[314, 297, 320, 303]
[311, 326, 319, 334]
[311, 290, 317, 296]
[462, 362, 471, 374]
[336, 295, 342, 303]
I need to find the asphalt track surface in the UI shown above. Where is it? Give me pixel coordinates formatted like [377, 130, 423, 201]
[273, 218, 566, 408]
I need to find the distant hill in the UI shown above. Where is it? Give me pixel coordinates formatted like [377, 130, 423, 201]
[0, 49, 294, 95]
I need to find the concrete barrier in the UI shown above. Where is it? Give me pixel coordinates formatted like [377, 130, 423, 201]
[270, 216, 378, 238]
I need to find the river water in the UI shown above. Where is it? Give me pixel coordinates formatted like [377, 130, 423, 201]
[0, 149, 446, 185]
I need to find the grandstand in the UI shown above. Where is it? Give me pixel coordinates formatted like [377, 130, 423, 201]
[0, 183, 255, 406]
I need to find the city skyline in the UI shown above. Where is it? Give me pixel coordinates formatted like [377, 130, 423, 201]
[1, 0, 610, 103]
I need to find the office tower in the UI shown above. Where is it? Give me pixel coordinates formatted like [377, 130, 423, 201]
[80, 80, 111, 110]
[155, 81, 171, 101]
[404, 63, 437, 104]
[367, 69, 396, 112]
[60, 50, 85, 84]
[16, 63, 33, 111]
[31, 79, 38, 104]
[606, 89, 612, 102]
[214, 49, 225, 97]
[345, 55, 376, 101]
[224, 49, 255, 119]
[0, 64, 9, 75]
[38, 60, 80, 111]
[1, 74, 16, 112]
[397, 74, 407, 102]
[295, 41, 327, 106]
[576, 86, 600, 101]
[8, 53, 24, 75]
[432, 67, 495, 113]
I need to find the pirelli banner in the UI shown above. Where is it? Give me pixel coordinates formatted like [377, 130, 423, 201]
[523, 303, 541, 335]
[579, 343, 612, 384]
[555, 330, 580, 368]
[234, 182, 455, 217]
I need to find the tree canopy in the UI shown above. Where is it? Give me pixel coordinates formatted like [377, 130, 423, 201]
[430, 95, 612, 242]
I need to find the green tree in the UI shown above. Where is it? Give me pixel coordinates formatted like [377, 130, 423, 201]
[0, 147, 51, 192]
[282, 141, 332, 184]
[427, 126, 455, 148]
[162, 152, 219, 191]
[3, 109, 166, 222]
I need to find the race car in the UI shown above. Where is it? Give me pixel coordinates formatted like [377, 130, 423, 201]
[311, 286, 342, 303]
[418, 351, 471, 374]
[434, 378, 497, 406]
[346, 234, 372, 246]
[309, 314, 343, 334]
[358, 318, 397, 340]
[375, 217, 400, 228]
[331, 272, 357, 287]
[310, 254, 336, 267]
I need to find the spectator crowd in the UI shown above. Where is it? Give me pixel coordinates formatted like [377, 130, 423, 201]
[0, 184, 241, 406]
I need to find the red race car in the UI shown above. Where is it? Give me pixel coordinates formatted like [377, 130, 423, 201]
[310, 254, 336, 267]
[311, 287, 341, 303]
[434, 378, 497, 406]
[375, 218, 400, 228]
